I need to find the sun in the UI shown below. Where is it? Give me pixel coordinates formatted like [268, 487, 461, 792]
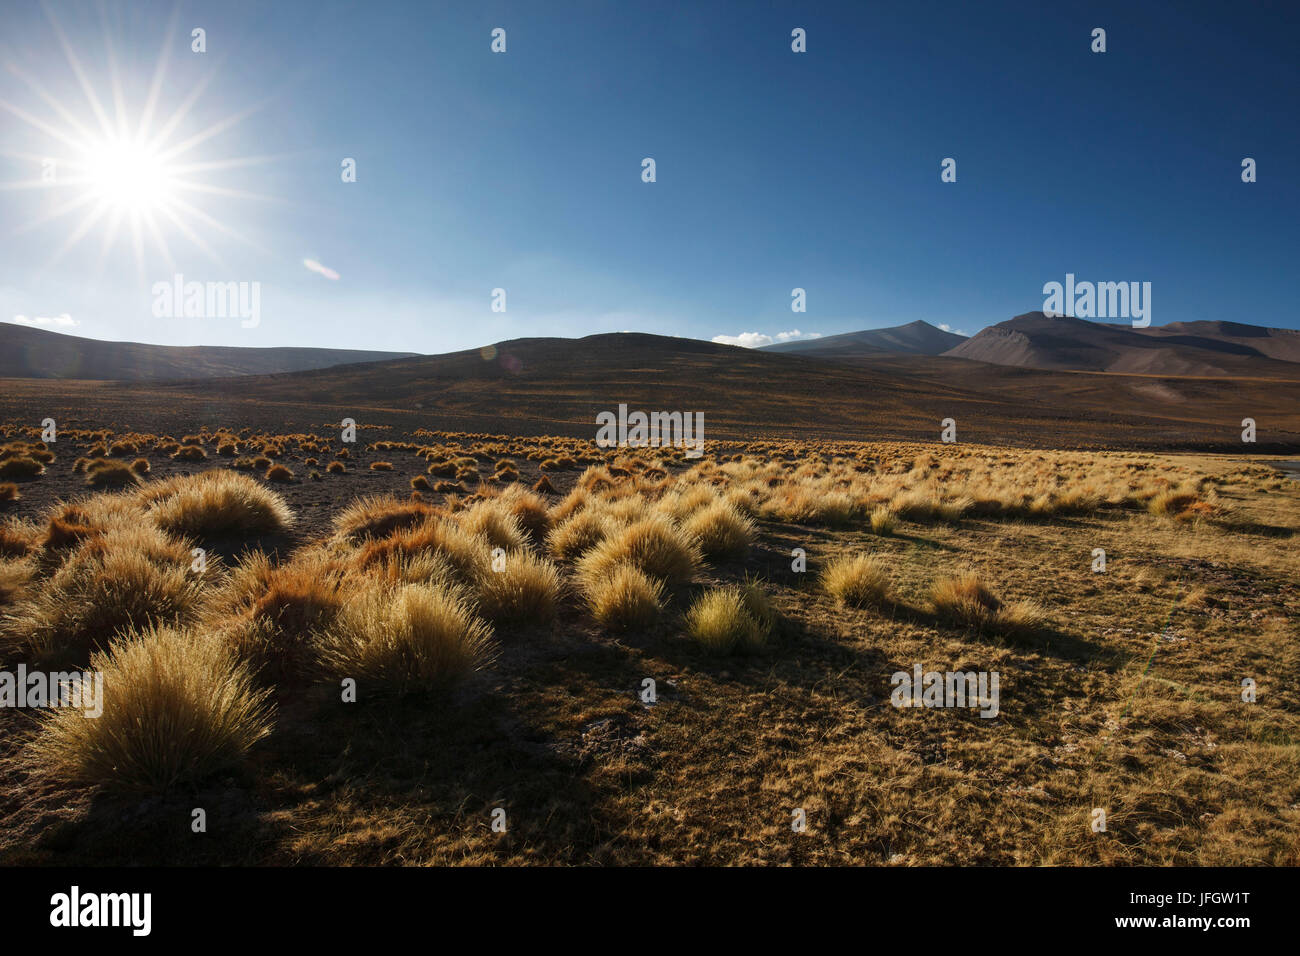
[0, 8, 275, 277]
[78, 136, 173, 213]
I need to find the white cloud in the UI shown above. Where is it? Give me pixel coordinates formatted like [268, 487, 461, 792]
[11, 313, 79, 330]
[938, 323, 970, 336]
[303, 258, 340, 280]
[711, 329, 821, 348]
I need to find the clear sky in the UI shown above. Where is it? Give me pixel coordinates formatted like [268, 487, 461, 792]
[1, 0, 1297, 354]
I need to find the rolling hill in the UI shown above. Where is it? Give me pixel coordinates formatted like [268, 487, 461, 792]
[23, 329, 1279, 451]
[0, 323, 419, 381]
[762, 320, 966, 358]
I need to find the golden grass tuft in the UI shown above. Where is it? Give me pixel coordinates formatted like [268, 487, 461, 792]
[84, 458, 140, 488]
[4, 522, 208, 668]
[145, 470, 294, 539]
[33, 625, 272, 792]
[869, 505, 897, 535]
[929, 571, 1046, 638]
[546, 510, 612, 561]
[681, 501, 754, 558]
[170, 444, 208, 462]
[0, 456, 44, 479]
[575, 514, 701, 588]
[318, 582, 496, 690]
[456, 499, 529, 552]
[684, 585, 770, 654]
[821, 553, 890, 607]
[471, 550, 563, 624]
[583, 562, 664, 631]
[334, 494, 435, 542]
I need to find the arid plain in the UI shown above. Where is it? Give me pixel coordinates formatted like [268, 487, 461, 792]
[0, 328, 1297, 865]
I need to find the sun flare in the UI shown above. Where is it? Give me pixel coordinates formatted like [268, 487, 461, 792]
[78, 137, 173, 213]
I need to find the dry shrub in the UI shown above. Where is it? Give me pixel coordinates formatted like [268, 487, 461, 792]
[583, 562, 664, 631]
[33, 625, 272, 792]
[684, 585, 770, 654]
[576, 514, 701, 588]
[145, 470, 295, 539]
[318, 582, 495, 690]
[821, 554, 890, 607]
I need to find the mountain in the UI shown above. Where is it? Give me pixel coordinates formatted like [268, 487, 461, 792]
[762, 320, 966, 358]
[944, 312, 1300, 378]
[0, 323, 419, 381]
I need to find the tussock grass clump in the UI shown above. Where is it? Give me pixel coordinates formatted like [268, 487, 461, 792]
[684, 585, 769, 654]
[584, 562, 664, 631]
[869, 505, 897, 535]
[4, 523, 208, 668]
[319, 582, 496, 690]
[130, 457, 151, 475]
[1148, 488, 1210, 520]
[327, 460, 346, 474]
[0, 518, 34, 557]
[821, 553, 890, 607]
[929, 571, 1046, 639]
[0, 558, 34, 606]
[208, 550, 347, 681]
[0, 482, 19, 502]
[334, 494, 434, 542]
[472, 550, 563, 624]
[85, 458, 139, 488]
[145, 470, 294, 539]
[546, 510, 611, 561]
[265, 463, 294, 483]
[33, 625, 272, 792]
[411, 475, 431, 491]
[456, 500, 529, 552]
[353, 515, 488, 582]
[929, 571, 1001, 624]
[370, 461, 394, 471]
[0, 456, 44, 479]
[171, 444, 208, 462]
[681, 501, 754, 558]
[497, 485, 551, 542]
[576, 514, 701, 588]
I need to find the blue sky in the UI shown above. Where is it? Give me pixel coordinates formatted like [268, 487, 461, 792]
[1, 0, 1297, 354]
